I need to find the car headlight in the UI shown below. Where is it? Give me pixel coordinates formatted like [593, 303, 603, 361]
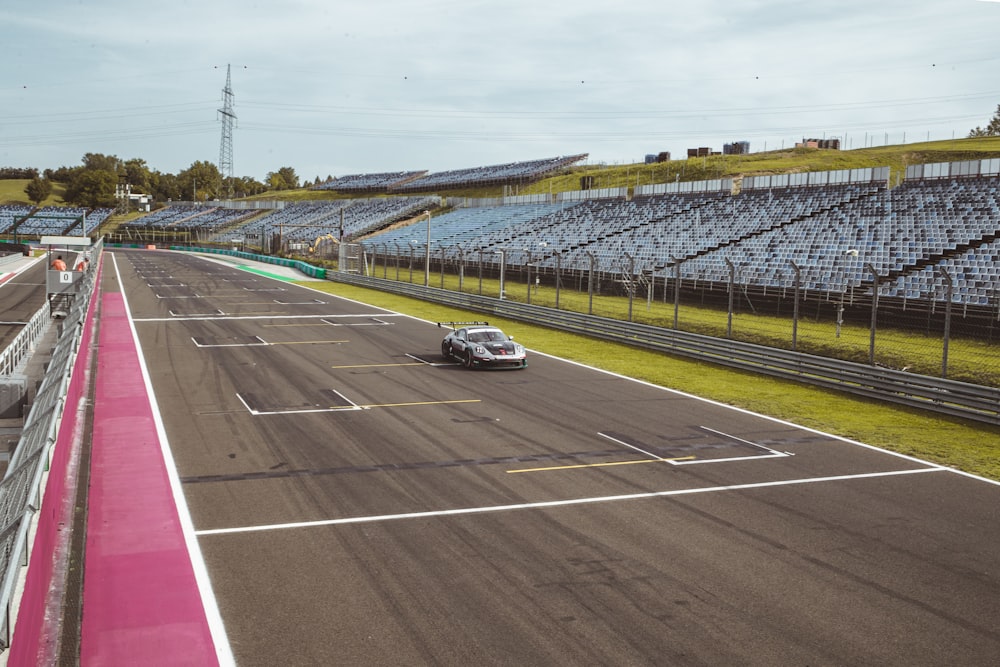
[514, 345, 525, 354]
[473, 345, 487, 354]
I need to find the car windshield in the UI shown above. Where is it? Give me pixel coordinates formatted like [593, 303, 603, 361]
[469, 329, 506, 343]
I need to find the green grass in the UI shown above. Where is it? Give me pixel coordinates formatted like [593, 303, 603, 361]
[296, 278, 1000, 482]
[0, 179, 67, 206]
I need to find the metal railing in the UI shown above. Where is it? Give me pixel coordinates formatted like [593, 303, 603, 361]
[0, 304, 49, 377]
[0, 255, 98, 650]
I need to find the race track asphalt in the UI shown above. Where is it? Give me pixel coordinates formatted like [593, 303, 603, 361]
[104, 248, 1000, 666]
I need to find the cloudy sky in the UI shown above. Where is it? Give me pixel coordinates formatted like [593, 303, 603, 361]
[1, 0, 998, 183]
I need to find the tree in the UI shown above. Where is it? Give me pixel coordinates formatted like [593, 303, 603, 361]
[233, 175, 266, 198]
[63, 169, 117, 207]
[81, 152, 123, 173]
[968, 104, 1000, 138]
[123, 158, 152, 193]
[25, 176, 53, 205]
[149, 171, 182, 202]
[266, 166, 299, 191]
[178, 161, 222, 201]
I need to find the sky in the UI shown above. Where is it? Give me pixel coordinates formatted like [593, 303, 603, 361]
[1, 0, 999, 183]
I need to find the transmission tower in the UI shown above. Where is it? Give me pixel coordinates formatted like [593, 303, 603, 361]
[217, 64, 237, 200]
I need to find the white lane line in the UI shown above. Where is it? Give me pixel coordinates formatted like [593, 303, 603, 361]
[169, 309, 224, 317]
[191, 337, 269, 348]
[194, 467, 944, 537]
[699, 425, 789, 456]
[235, 393, 256, 415]
[598, 431, 664, 461]
[405, 353, 455, 366]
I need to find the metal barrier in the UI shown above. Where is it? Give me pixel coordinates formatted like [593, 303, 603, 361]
[0, 251, 98, 650]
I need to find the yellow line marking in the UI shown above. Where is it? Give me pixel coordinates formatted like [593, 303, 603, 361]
[346, 399, 481, 409]
[330, 362, 424, 369]
[507, 456, 696, 473]
[266, 340, 349, 345]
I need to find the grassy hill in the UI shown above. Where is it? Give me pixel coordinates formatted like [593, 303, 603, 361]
[522, 136, 1000, 196]
[0, 179, 68, 206]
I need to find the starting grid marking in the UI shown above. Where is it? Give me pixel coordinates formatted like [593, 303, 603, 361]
[191, 335, 350, 348]
[508, 428, 792, 474]
[235, 391, 481, 415]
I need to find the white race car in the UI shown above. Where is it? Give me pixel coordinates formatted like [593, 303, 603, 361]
[439, 321, 527, 369]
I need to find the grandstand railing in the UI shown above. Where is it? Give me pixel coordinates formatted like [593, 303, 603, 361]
[0, 301, 49, 378]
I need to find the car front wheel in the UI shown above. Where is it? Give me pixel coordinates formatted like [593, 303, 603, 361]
[441, 341, 452, 360]
[462, 349, 474, 368]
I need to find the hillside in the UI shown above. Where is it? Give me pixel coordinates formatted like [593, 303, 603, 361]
[0, 179, 68, 207]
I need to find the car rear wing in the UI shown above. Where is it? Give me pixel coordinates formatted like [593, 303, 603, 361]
[437, 321, 489, 330]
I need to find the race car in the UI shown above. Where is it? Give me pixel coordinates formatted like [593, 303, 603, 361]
[439, 321, 527, 369]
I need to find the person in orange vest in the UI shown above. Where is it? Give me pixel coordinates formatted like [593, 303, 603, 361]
[51, 255, 67, 271]
[74, 257, 88, 271]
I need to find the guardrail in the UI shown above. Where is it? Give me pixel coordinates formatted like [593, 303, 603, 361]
[325, 270, 1000, 426]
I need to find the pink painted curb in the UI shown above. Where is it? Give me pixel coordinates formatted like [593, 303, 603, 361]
[79, 292, 219, 666]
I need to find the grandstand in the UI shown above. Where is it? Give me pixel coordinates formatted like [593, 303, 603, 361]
[120, 205, 258, 231]
[312, 155, 588, 194]
[356, 159, 1000, 307]
[391, 155, 588, 193]
[0, 205, 33, 234]
[0, 205, 114, 237]
[312, 171, 428, 193]
[214, 196, 441, 246]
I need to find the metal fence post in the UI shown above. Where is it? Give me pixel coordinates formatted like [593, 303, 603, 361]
[790, 260, 801, 352]
[586, 251, 596, 315]
[725, 258, 735, 338]
[672, 256, 681, 330]
[555, 252, 562, 310]
[526, 250, 533, 304]
[625, 252, 635, 322]
[940, 267, 953, 378]
[867, 263, 879, 366]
